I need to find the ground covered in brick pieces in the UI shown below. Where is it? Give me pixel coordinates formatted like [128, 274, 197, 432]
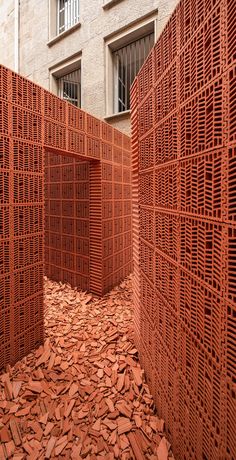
[0, 277, 174, 460]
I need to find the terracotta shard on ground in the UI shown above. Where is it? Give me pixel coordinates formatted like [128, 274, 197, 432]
[71, 445, 82, 459]
[64, 399, 76, 417]
[156, 419, 165, 433]
[0, 277, 174, 460]
[36, 349, 51, 367]
[9, 418, 22, 447]
[103, 418, 117, 431]
[128, 432, 146, 460]
[45, 436, 57, 459]
[15, 406, 31, 417]
[0, 426, 11, 443]
[0, 445, 5, 460]
[5, 441, 15, 458]
[92, 418, 101, 432]
[134, 414, 142, 428]
[27, 381, 43, 393]
[69, 383, 79, 397]
[12, 381, 22, 399]
[105, 397, 115, 413]
[3, 375, 13, 401]
[39, 412, 49, 425]
[131, 367, 143, 387]
[54, 439, 68, 456]
[117, 417, 133, 435]
[44, 422, 54, 437]
[116, 373, 125, 392]
[155, 437, 170, 460]
[116, 401, 132, 418]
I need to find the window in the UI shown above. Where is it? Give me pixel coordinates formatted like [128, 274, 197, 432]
[57, 69, 81, 107]
[49, 55, 82, 106]
[57, 0, 80, 34]
[113, 33, 154, 112]
[105, 15, 157, 118]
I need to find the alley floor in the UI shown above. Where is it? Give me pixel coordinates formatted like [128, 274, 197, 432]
[0, 277, 174, 460]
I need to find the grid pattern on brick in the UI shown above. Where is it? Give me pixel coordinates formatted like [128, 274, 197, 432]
[45, 132, 132, 296]
[131, 0, 236, 458]
[45, 154, 90, 291]
[0, 68, 44, 371]
[101, 146, 133, 294]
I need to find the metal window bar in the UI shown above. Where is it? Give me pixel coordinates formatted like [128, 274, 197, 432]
[113, 32, 154, 113]
[58, 69, 81, 107]
[58, 0, 79, 34]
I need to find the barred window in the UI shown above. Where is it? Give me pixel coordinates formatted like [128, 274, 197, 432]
[58, 69, 81, 107]
[58, 0, 80, 34]
[113, 32, 154, 113]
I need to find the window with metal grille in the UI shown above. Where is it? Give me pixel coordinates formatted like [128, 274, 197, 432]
[113, 32, 154, 113]
[58, 0, 80, 34]
[58, 69, 81, 107]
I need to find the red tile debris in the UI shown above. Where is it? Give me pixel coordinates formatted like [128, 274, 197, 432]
[0, 277, 174, 459]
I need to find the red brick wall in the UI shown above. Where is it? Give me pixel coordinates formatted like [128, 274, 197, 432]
[45, 154, 91, 291]
[0, 65, 132, 370]
[44, 148, 133, 294]
[0, 68, 44, 370]
[131, 0, 236, 458]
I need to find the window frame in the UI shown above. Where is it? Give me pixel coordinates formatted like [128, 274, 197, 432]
[57, 0, 80, 35]
[58, 69, 81, 107]
[49, 54, 82, 107]
[104, 13, 158, 118]
[113, 32, 155, 113]
[48, 0, 81, 43]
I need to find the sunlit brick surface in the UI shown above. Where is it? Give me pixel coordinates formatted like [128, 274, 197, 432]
[0, 66, 44, 371]
[131, 0, 236, 458]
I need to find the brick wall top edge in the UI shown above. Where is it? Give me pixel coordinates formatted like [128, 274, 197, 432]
[1, 63, 130, 149]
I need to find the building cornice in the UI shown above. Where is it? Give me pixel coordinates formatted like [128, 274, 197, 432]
[103, 0, 125, 11]
[47, 22, 81, 48]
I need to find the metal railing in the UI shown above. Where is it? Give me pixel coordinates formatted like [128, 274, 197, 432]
[113, 32, 154, 112]
[58, 69, 81, 107]
[58, 0, 80, 34]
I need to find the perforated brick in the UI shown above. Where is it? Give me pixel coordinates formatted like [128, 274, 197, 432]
[0, 64, 132, 372]
[44, 153, 91, 290]
[131, 0, 236, 458]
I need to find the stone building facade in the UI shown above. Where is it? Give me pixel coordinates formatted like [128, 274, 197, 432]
[0, 0, 178, 134]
